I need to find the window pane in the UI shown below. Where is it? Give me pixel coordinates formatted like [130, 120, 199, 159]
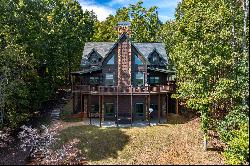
[153, 55, 157, 62]
[136, 72, 143, 79]
[155, 77, 159, 83]
[106, 74, 113, 79]
[135, 72, 144, 86]
[90, 77, 99, 85]
[107, 55, 114, 64]
[135, 55, 143, 65]
[91, 105, 99, 113]
[136, 103, 144, 116]
[105, 73, 114, 85]
[149, 77, 154, 84]
[105, 103, 114, 115]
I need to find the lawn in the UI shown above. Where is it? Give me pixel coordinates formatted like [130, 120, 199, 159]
[53, 114, 225, 165]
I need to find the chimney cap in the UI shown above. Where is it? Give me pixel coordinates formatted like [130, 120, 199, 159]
[118, 21, 131, 26]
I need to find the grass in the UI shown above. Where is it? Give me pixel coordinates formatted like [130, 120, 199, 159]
[53, 114, 225, 165]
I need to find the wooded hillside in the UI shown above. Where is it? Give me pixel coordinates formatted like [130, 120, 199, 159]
[0, 0, 248, 164]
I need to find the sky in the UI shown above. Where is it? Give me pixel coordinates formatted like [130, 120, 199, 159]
[78, 0, 182, 23]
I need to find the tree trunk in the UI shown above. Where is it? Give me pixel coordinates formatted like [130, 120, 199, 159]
[203, 134, 208, 151]
[242, 0, 249, 53]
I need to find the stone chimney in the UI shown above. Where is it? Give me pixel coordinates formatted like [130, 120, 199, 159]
[116, 21, 132, 86]
[117, 21, 131, 38]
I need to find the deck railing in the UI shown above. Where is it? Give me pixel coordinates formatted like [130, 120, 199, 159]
[73, 83, 176, 94]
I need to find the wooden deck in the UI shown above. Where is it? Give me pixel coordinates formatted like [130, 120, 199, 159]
[72, 84, 176, 95]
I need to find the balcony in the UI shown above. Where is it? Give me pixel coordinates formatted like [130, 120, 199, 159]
[72, 83, 176, 95]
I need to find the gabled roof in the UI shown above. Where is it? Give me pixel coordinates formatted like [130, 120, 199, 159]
[82, 42, 115, 58]
[81, 35, 168, 66]
[133, 43, 168, 61]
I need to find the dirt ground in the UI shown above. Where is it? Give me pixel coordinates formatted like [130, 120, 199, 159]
[0, 91, 225, 165]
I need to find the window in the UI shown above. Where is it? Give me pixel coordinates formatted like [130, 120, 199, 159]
[152, 55, 157, 62]
[105, 73, 114, 86]
[135, 54, 143, 65]
[135, 72, 144, 86]
[135, 103, 144, 116]
[168, 75, 176, 81]
[91, 57, 98, 64]
[90, 105, 99, 117]
[149, 76, 160, 84]
[150, 104, 158, 112]
[89, 52, 102, 64]
[107, 55, 114, 64]
[105, 103, 115, 116]
[89, 77, 99, 85]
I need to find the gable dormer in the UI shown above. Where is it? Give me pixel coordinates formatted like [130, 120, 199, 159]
[88, 49, 103, 66]
[148, 49, 167, 67]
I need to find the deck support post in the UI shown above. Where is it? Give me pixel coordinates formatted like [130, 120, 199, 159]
[80, 91, 82, 113]
[166, 93, 169, 119]
[116, 87, 119, 127]
[88, 94, 92, 125]
[176, 98, 179, 114]
[145, 95, 148, 121]
[158, 94, 161, 124]
[130, 85, 133, 126]
[102, 95, 104, 122]
[99, 95, 102, 127]
[73, 93, 75, 114]
[148, 91, 151, 126]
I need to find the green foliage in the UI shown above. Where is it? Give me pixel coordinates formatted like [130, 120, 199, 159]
[163, 0, 249, 163]
[0, 46, 35, 128]
[0, 0, 96, 128]
[217, 105, 249, 165]
[91, 1, 162, 42]
[224, 123, 249, 165]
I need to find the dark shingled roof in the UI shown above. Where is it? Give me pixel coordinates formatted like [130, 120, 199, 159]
[81, 42, 168, 66]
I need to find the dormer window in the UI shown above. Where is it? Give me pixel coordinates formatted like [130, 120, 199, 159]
[107, 55, 114, 64]
[88, 50, 102, 65]
[91, 57, 98, 64]
[152, 55, 157, 62]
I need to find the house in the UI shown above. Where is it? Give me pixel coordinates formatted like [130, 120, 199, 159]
[71, 22, 178, 126]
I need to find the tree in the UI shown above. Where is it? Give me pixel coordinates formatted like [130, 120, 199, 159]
[167, 0, 249, 163]
[91, 1, 162, 42]
[0, 0, 96, 128]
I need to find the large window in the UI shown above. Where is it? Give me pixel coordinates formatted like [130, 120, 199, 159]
[89, 77, 99, 85]
[105, 73, 114, 86]
[149, 76, 160, 84]
[135, 54, 143, 65]
[135, 72, 144, 86]
[135, 103, 144, 116]
[105, 103, 115, 116]
[107, 55, 114, 64]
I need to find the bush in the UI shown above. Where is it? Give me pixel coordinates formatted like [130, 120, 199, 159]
[224, 123, 249, 165]
[217, 105, 249, 165]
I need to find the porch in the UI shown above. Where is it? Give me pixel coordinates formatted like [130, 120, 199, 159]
[71, 92, 179, 127]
